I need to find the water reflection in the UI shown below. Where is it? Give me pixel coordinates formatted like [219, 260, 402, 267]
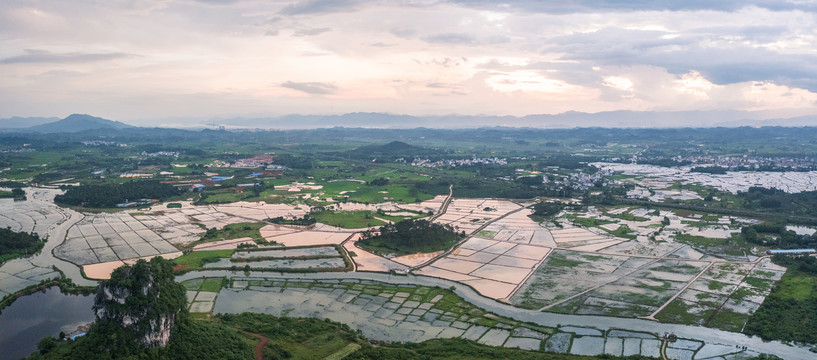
[0, 287, 94, 360]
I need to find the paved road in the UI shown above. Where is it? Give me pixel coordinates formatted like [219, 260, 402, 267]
[177, 270, 814, 360]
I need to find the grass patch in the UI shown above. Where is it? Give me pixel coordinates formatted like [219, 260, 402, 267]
[195, 222, 266, 245]
[708, 309, 748, 332]
[219, 313, 360, 360]
[743, 276, 773, 290]
[674, 233, 728, 247]
[312, 210, 387, 229]
[567, 216, 614, 228]
[476, 230, 496, 238]
[545, 252, 585, 268]
[604, 211, 649, 222]
[655, 299, 710, 325]
[604, 224, 637, 239]
[172, 249, 234, 272]
[200, 277, 226, 292]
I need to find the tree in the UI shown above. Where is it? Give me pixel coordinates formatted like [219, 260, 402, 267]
[532, 202, 562, 217]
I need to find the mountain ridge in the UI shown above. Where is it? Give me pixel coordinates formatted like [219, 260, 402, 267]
[21, 114, 133, 133]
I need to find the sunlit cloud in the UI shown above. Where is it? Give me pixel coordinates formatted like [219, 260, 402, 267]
[0, 0, 815, 122]
[676, 71, 716, 97]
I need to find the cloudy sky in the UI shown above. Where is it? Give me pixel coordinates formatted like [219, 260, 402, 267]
[2, 0, 817, 123]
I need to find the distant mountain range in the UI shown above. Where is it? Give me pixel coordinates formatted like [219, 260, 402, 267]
[0, 116, 60, 129]
[205, 110, 817, 129]
[1, 111, 816, 131]
[0, 114, 133, 133]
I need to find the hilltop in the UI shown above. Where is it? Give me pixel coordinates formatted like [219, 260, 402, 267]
[25, 114, 133, 133]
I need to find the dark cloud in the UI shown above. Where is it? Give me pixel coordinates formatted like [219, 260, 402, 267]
[1, 50, 130, 64]
[281, 81, 337, 94]
[279, 0, 362, 15]
[293, 27, 331, 36]
[447, 0, 817, 14]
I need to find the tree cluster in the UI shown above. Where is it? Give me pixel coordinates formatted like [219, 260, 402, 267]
[740, 223, 817, 249]
[267, 214, 316, 226]
[55, 181, 184, 208]
[368, 177, 389, 186]
[358, 218, 464, 256]
[690, 166, 728, 174]
[0, 227, 44, 263]
[744, 255, 817, 344]
[531, 201, 563, 217]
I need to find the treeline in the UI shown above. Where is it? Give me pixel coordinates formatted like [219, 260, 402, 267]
[267, 215, 317, 226]
[744, 255, 817, 344]
[54, 181, 184, 207]
[738, 187, 817, 212]
[0, 227, 44, 263]
[741, 223, 817, 249]
[274, 154, 315, 169]
[358, 219, 464, 256]
[690, 166, 727, 174]
[416, 178, 578, 200]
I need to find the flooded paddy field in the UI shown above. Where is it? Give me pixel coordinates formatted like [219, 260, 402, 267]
[190, 245, 350, 272]
[416, 237, 551, 300]
[433, 198, 523, 233]
[0, 188, 74, 296]
[57, 212, 184, 266]
[510, 249, 713, 318]
[594, 162, 817, 194]
[55, 201, 314, 268]
[0, 192, 67, 236]
[198, 275, 770, 359]
[655, 258, 786, 331]
[556, 205, 759, 261]
[0, 258, 62, 298]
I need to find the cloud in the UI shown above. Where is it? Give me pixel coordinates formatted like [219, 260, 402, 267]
[369, 42, 396, 48]
[1, 49, 130, 64]
[279, 0, 362, 15]
[422, 33, 477, 45]
[544, 27, 817, 91]
[447, 0, 817, 14]
[421, 33, 509, 46]
[281, 81, 337, 94]
[292, 27, 331, 36]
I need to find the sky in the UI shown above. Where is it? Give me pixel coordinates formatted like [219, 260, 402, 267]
[1, 0, 817, 124]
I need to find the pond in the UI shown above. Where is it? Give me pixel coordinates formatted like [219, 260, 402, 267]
[0, 287, 94, 360]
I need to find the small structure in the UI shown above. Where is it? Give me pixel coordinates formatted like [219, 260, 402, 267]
[767, 248, 817, 255]
[210, 176, 233, 182]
